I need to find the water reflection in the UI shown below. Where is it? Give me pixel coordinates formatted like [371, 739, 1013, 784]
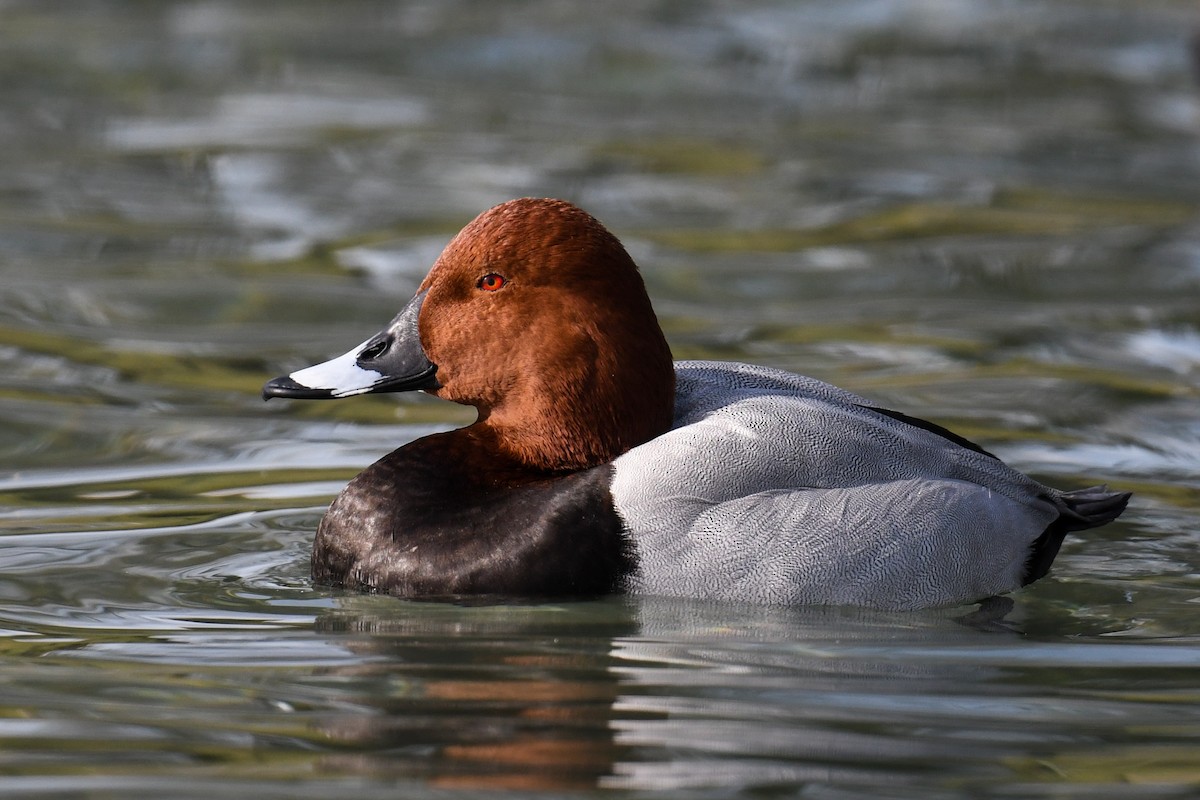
[313, 601, 637, 790]
[264, 595, 1200, 794]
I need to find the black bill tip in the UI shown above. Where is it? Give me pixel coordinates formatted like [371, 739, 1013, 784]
[262, 375, 335, 401]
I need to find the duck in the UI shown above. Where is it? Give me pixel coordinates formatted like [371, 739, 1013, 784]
[263, 198, 1130, 610]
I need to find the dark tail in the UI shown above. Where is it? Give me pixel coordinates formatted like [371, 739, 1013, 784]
[1056, 485, 1133, 532]
[1022, 485, 1131, 586]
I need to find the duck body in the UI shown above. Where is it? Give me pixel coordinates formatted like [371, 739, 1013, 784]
[265, 198, 1129, 610]
[614, 360, 1099, 608]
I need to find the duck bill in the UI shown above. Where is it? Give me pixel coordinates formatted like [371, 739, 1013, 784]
[262, 290, 438, 400]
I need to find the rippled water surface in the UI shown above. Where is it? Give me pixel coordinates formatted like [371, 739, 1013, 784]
[2, 1, 1199, 797]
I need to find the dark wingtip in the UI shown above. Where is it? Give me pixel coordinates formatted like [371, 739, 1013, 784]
[262, 375, 335, 401]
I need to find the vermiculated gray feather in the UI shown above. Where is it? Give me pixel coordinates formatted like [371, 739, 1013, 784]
[612, 361, 1129, 609]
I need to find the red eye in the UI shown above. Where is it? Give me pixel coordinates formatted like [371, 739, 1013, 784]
[478, 273, 506, 292]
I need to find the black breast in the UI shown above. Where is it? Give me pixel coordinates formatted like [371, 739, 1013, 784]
[311, 438, 635, 598]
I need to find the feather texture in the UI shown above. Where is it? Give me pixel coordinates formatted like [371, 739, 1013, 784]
[613, 361, 1125, 609]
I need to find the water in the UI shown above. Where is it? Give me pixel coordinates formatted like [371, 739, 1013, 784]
[2, 1, 1199, 797]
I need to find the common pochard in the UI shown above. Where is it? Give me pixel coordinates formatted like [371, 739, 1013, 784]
[264, 198, 1130, 609]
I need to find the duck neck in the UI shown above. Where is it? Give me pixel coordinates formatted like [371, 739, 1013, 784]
[471, 409, 617, 474]
[472, 373, 675, 473]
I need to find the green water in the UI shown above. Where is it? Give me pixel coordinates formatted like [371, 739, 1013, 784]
[1, 1, 1198, 797]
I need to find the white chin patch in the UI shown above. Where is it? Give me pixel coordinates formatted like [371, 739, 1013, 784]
[289, 341, 383, 398]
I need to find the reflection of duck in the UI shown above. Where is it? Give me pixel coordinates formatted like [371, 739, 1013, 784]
[312, 599, 638, 790]
[308, 596, 1028, 792]
[264, 198, 1129, 609]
